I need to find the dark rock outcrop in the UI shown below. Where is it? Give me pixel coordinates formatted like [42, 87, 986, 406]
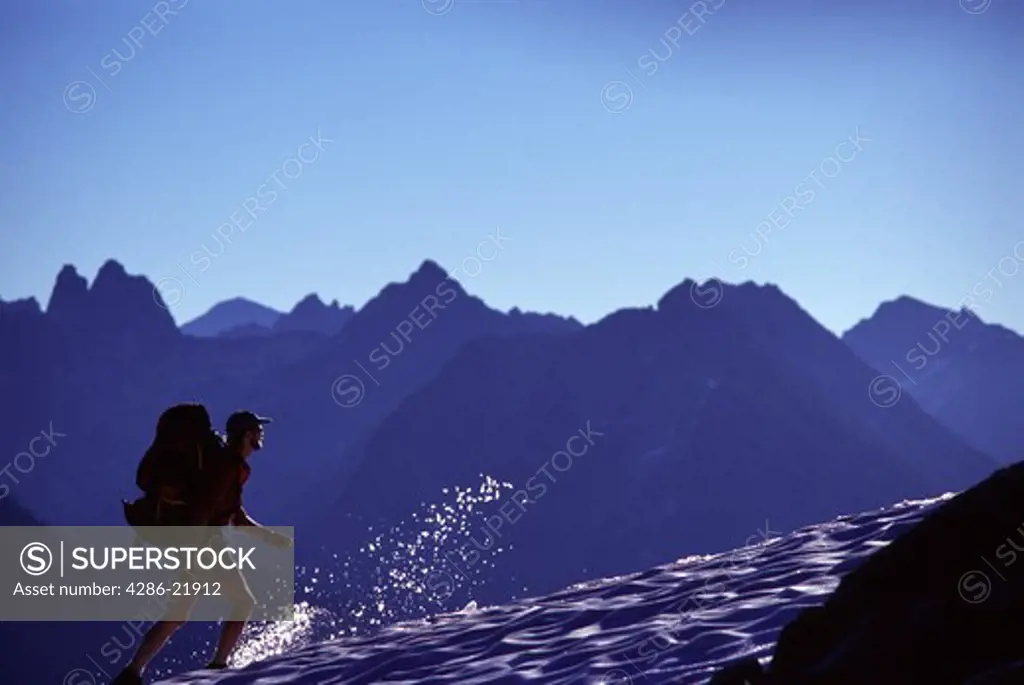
[718, 460, 1024, 684]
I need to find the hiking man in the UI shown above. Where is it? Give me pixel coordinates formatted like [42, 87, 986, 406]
[114, 408, 292, 685]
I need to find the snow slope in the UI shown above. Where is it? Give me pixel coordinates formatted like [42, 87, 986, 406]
[158, 495, 951, 685]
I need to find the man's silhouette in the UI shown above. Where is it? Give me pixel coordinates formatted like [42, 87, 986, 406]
[113, 410, 292, 685]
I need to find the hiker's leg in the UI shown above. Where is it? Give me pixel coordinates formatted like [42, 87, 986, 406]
[211, 620, 249, 666]
[210, 569, 256, 666]
[127, 577, 199, 674]
[127, 619, 187, 674]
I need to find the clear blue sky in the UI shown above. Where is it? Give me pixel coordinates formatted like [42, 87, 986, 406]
[1, 0, 1022, 334]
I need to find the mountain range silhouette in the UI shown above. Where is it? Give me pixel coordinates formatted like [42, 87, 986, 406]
[1, 258, 1021, 683]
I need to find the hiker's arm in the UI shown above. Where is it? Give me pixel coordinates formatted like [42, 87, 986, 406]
[233, 507, 292, 547]
[232, 506, 259, 527]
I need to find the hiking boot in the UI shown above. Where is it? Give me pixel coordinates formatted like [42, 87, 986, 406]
[111, 668, 144, 685]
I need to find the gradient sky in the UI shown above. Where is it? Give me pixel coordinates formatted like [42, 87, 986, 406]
[1, 0, 1022, 334]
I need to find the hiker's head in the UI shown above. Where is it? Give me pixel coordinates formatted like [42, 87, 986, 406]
[226, 411, 272, 455]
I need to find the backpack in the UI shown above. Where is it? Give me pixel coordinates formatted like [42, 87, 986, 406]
[136, 403, 217, 494]
[123, 403, 225, 532]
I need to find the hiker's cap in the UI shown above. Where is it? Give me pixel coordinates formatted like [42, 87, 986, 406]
[226, 410, 273, 436]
